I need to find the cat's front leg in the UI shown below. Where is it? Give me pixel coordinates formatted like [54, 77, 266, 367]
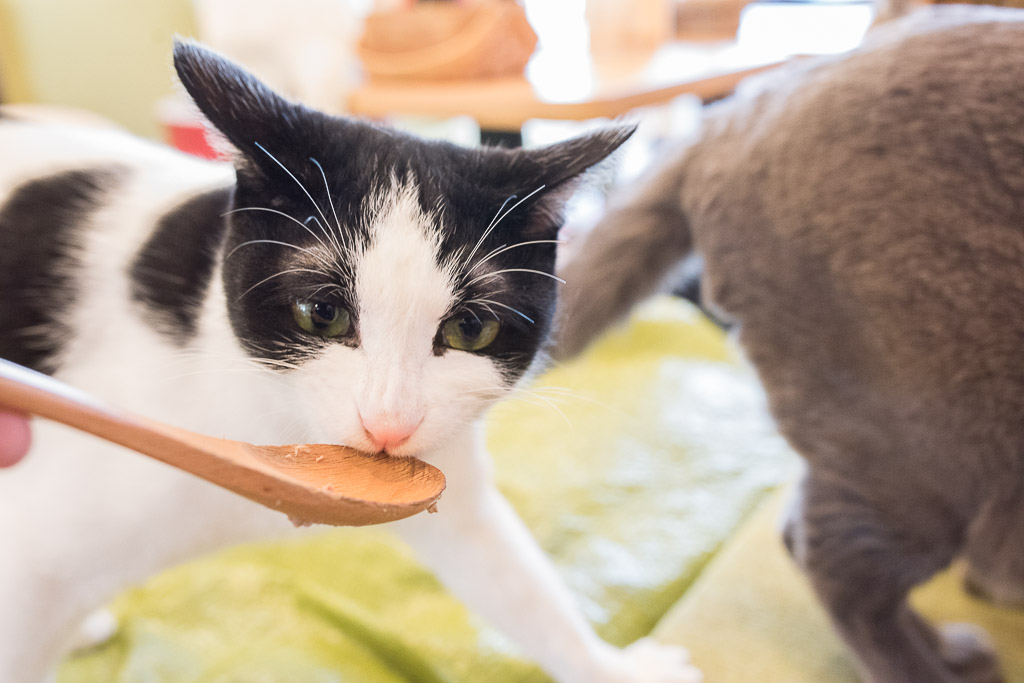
[392, 427, 700, 683]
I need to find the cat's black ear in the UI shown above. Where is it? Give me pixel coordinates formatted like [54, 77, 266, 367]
[518, 123, 637, 235]
[173, 40, 313, 161]
[530, 124, 636, 188]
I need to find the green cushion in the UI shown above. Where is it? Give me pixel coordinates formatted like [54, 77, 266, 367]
[59, 298, 799, 682]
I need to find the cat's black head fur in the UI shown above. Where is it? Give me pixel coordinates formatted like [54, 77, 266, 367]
[173, 41, 634, 381]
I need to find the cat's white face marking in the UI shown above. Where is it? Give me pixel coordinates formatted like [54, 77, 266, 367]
[288, 183, 506, 456]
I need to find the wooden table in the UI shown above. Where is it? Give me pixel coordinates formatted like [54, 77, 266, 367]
[346, 40, 788, 145]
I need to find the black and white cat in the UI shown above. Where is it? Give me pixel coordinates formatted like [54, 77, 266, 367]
[0, 43, 699, 682]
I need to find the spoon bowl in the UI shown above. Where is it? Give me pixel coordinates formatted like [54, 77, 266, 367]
[0, 359, 445, 527]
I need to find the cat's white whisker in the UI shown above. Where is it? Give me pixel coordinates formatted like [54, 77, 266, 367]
[491, 184, 545, 227]
[156, 366, 281, 382]
[477, 195, 517, 246]
[304, 214, 345, 261]
[308, 157, 349, 250]
[466, 298, 534, 324]
[503, 389, 575, 429]
[224, 206, 330, 252]
[162, 347, 307, 374]
[461, 185, 545, 273]
[530, 386, 631, 420]
[469, 240, 565, 274]
[248, 357, 305, 372]
[303, 214, 339, 254]
[475, 301, 500, 321]
[300, 215, 352, 276]
[253, 141, 333, 235]
[236, 267, 330, 300]
[465, 268, 566, 289]
[303, 282, 346, 300]
[225, 239, 323, 261]
[473, 243, 507, 269]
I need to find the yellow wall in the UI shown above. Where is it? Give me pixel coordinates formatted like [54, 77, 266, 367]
[0, 0, 198, 138]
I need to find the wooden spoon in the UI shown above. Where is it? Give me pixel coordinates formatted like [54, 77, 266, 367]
[0, 359, 445, 527]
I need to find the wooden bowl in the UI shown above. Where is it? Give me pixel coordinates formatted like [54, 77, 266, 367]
[357, 1, 538, 81]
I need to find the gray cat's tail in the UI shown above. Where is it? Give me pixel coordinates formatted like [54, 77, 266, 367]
[552, 153, 693, 360]
[553, 0, 913, 362]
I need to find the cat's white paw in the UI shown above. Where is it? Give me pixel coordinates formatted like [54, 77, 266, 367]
[594, 638, 703, 683]
[66, 608, 118, 653]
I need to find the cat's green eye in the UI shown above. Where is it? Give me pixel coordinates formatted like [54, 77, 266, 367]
[292, 301, 351, 338]
[442, 315, 500, 352]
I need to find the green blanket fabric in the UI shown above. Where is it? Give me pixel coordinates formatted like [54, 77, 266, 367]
[657, 490, 1024, 682]
[59, 298, 799, 682]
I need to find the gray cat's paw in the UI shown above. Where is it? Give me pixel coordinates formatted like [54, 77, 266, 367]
[938, 623, 1003, 683]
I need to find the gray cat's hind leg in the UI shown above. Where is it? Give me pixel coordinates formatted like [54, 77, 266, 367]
[963, 484, 1024, 608]
[786, 470, 1003, 683]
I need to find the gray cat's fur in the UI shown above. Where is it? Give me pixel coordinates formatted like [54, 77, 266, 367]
[555, 7, 1024, 682]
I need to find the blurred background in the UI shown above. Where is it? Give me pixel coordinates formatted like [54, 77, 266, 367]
[0, 0, 881, 157]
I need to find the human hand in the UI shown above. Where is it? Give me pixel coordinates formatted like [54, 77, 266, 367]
[0, 411, 31, 467]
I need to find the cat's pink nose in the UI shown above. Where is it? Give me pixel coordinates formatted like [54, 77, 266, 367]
[360, 414, 422, 452]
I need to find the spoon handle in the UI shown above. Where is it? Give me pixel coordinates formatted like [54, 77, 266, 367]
[0, 358, 194, 464]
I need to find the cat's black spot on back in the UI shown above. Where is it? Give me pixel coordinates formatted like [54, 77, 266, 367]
[0, 167, 124, 374]
[130, 185, 232, 344]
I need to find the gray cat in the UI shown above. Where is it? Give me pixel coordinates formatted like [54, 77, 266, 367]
[555, 7, 1024, 682]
